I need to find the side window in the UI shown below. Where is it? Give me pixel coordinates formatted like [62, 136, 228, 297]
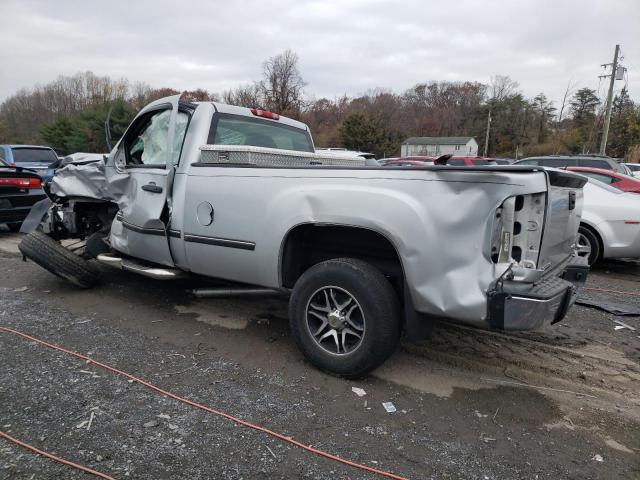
[448, 159, 465, 166]
[0, 148, 5, 162]
[542, 158, 575, 167]
[124, 109, 189, 166]
[581, 172, 614, 184]
[172, 111, 190, 165]
[126, 109, 172, 166]
[581, 159, 613, 170]
[516, 159, 539, 166]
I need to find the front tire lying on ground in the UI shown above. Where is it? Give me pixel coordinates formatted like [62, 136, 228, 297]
[19, 230, 99, 289]
[289, 258, 401, 378]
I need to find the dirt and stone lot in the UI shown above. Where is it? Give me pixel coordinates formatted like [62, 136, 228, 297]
[0, 227, 638, 479]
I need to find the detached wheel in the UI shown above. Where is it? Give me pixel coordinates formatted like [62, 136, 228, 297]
[289, 258, 401, 378]
[19, 230, 99, 288]
[577, 226, 601, 266]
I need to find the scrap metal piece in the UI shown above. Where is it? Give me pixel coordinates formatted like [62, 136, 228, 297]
[575, 296, 640, 316]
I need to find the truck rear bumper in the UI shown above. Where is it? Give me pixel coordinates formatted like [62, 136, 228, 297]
[487, 256, 589, 331]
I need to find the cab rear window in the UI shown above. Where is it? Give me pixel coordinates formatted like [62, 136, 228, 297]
[211, 114, 314, 153]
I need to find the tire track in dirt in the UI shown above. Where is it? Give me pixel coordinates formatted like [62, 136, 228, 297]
[402, 322, 640, 415]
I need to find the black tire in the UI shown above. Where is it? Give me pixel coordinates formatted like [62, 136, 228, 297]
[577, 225, 601, 266]
[289, 258, 401, 378]
[18, 230, 99, 288]
[7, 223, 21, 233]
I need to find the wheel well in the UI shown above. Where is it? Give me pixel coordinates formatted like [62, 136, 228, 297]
[280, 224, 404, 292]
[579, 222, 603, 258]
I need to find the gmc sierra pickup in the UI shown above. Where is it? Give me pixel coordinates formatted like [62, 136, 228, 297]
[19, 94, 589, 376]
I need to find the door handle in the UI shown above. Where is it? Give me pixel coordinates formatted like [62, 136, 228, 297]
[142, 183, 163, 193]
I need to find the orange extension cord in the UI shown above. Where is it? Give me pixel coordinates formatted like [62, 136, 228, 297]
[0, 326, 408, 480]
[0, 430, 115, 479]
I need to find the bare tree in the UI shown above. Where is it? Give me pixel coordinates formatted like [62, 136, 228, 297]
[557, 80, 577, 123]
[222, 84, 263, 108]
[489, 75, 519, 102]
[259, 50, 306, 116]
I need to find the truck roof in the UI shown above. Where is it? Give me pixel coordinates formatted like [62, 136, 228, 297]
[211, 102, 309, 131]
[140, 95, 311, 134]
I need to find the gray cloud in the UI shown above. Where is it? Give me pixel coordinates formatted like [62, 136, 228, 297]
[1, 0, 638, 109]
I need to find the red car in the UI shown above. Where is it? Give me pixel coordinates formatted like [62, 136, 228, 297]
[380, 156, 499, 167]
[566, 167, 640, 194]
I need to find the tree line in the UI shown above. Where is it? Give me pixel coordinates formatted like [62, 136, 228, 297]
[0, 50, 638, 160]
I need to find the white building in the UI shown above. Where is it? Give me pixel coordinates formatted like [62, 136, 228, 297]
[401, 137, 478, 157]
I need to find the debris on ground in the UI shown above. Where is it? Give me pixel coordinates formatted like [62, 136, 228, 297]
[480, 433, 496, 443]
[576, 296, 640, 316]
[592, 454, 604, 462]
[382, 402, 396, 413]
[351, 387, 366, 397]
[613, 319, 636, 331]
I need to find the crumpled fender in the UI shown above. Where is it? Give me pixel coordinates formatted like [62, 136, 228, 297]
[19, 198, 52, 233]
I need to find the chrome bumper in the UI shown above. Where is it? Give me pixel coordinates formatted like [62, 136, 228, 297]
[487, 256, 589, 331]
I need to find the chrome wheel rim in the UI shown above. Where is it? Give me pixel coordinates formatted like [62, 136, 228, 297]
[305, 286, 365, 356]
[576, 233, 592, 258]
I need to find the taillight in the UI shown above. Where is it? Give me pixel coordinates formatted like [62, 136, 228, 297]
[0, 177, 42, 188]
[250, 108, 279, 120]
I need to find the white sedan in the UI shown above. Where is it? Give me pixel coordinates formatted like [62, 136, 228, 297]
[577, 178, 640, 265]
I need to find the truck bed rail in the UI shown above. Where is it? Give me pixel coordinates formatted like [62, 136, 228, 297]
[199, 145, 366, 167]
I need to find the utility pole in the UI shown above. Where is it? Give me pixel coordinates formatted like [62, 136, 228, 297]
[599, 44, 620, 155]
[484, 109, 492, 156]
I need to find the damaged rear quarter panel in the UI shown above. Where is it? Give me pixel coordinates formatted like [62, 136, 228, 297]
[182, 166, 549, 324]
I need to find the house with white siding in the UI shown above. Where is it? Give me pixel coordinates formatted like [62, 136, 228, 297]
[401, 137, 478, 157]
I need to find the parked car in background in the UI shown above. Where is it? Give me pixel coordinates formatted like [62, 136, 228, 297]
[0, 158, 46, 232]
[380, 156, 500, 167]
[514, 155, 626, 173]
[576, 178, 640, 265]
[378, 156, 434, 167]
[315, 148, 376, 160]
[624, 163, 640, 178]
[446, 156, 498, 166]
[566, 167, 640, 194]
[0, 145, 58, 181]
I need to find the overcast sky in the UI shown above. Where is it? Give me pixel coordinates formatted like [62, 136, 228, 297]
[1, 0, 638, 109]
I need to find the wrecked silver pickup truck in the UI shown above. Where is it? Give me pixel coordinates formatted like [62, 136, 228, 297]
[20, 94, 589, 376]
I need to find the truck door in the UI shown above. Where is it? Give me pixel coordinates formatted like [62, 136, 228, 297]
[109, 94, 188, 266]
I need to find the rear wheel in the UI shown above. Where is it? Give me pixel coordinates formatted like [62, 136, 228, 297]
[576, 225, 601, 266]
[19, 230, 99, 288]
[289, 258, 401, 378]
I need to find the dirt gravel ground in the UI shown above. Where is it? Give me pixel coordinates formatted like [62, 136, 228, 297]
[0, 228, 638, 479]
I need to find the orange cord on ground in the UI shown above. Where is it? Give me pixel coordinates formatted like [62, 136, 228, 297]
[0, 430, 115, 480]
[0, 326, 408, 480]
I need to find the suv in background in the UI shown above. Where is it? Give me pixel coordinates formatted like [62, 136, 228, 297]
[514, 155, 625, 173]
[624, 163, 640, 178]
[0, 145, 58, 181]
